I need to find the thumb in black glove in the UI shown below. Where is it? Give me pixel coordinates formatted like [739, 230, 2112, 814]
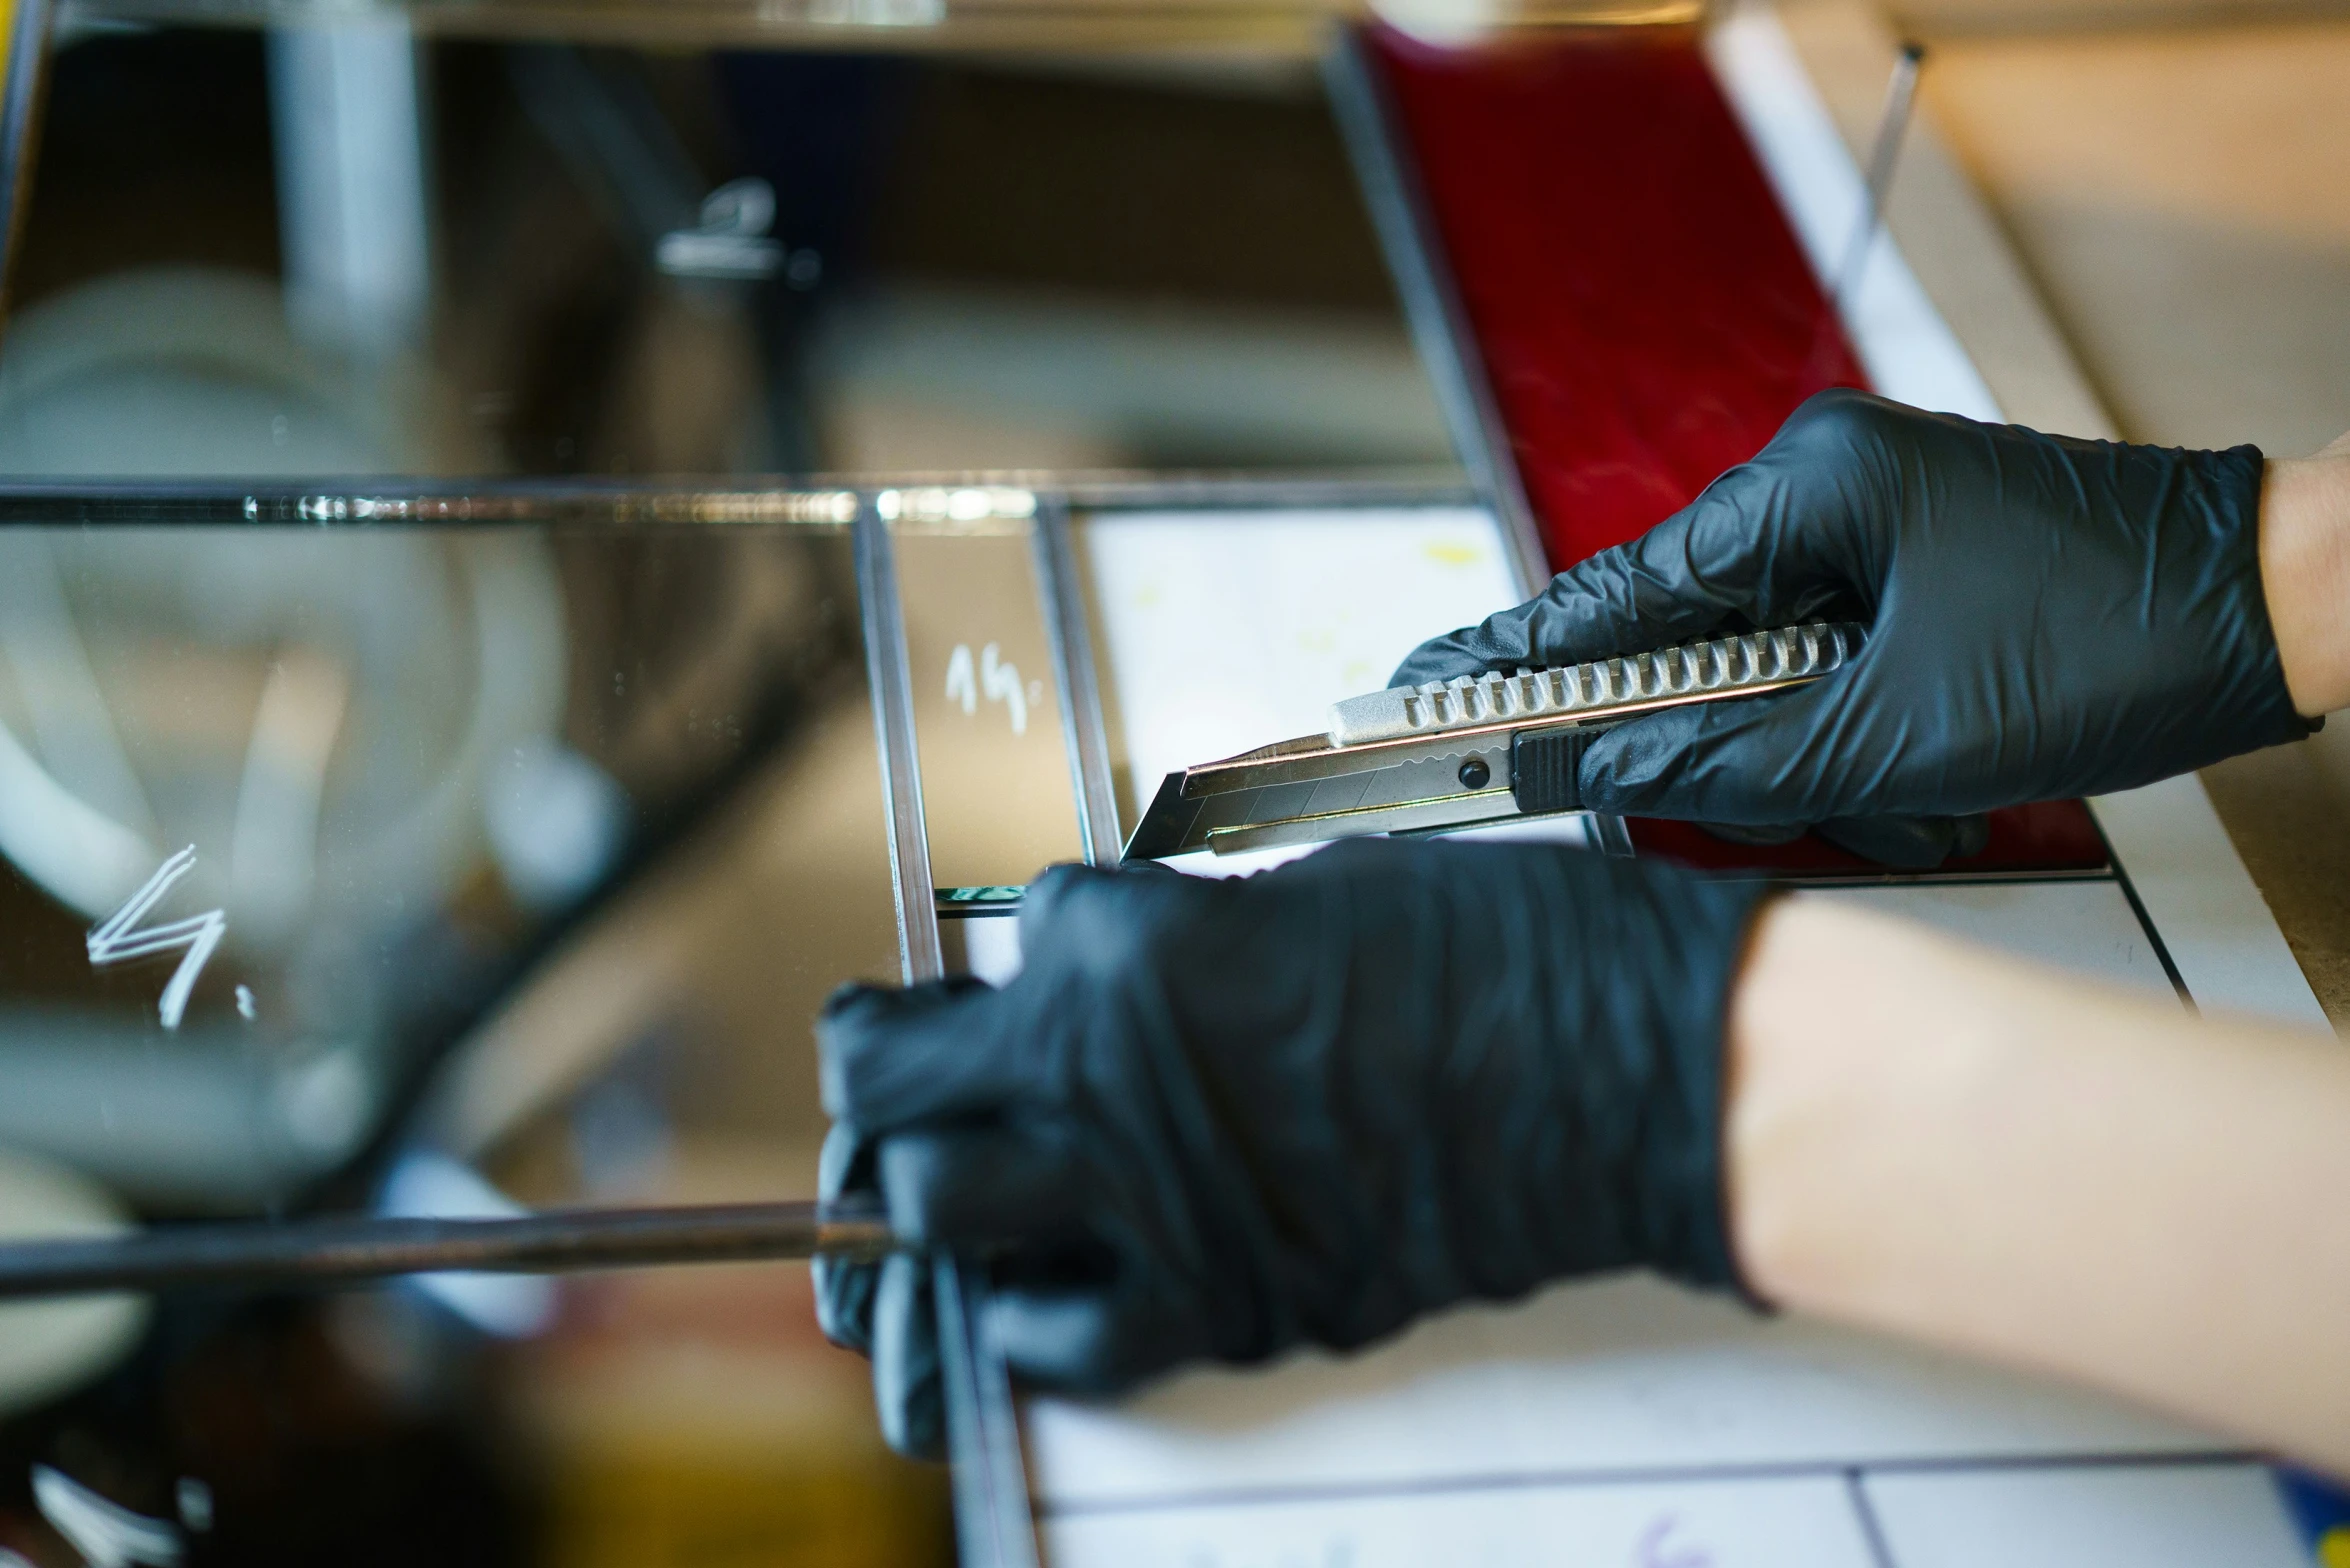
[1393, 390, 2311, 854]
[813, 841, 1774, 1459]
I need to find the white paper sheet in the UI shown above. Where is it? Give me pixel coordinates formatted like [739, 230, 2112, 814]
[1081, 506, 1541, 879]
[1047, 1473, 1880, 1568]
[1864, 1462, 2311, 1568]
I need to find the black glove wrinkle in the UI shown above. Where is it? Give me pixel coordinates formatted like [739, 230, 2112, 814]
[1393, 392, 2304, 849]
[816, 841, 1776, 1455]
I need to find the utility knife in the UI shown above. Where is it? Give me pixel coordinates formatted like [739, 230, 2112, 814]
[1121, 621, 1865, 861]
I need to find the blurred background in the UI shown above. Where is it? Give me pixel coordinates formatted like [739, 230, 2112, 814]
[0, 30, 1460, 480]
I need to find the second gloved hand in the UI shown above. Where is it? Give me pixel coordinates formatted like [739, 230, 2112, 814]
[1395, 390, 2314, 846]
[814, 840, 1773, 1458]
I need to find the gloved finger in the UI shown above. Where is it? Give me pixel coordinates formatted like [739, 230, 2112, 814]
[876, 1126, 1088, 1251]
[1018, 858, 1212, 956]
[819, 1117, 872, 1203]
[819, 977, 1031, 1132]
[1950, 811, 1991, 861]
[872, 1251, 944, 1460]
[1577, 674, 1886, 824]
[989, 1280, 1213, 1394]
[987, 1288, 1121, 1391]
[1814, 814, 1984, 871]
[1391, 399, 1885, 688]
[815, 1253, 879, 1355]
[1016, 860, 1116, 946]
[820, 972, 991, 1027]
[815, 1123, 881, 1353]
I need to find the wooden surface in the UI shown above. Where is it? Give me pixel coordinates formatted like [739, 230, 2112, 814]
[1888, 0, 2350, 36]
[1775, 0, 2350, 1029]
[1920, 18, 2350, 459]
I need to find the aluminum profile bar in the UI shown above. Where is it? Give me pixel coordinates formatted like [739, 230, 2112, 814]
[859, 503, 1040, 1568]
[0, 474, 1476, 531]
[1031, 494, 1122, 867]
[856, 503, 945, 984]
[936, 1257, 1039, 1568]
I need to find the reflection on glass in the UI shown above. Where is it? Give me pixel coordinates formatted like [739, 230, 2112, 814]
[0, 518, 946, 1565]
[896, 513, 1082, 896]
[3, 33, 1462, 485]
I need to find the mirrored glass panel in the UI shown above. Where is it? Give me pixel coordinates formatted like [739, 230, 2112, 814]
[0, 508, 946, 1565]
[4, 31, 1462, 485]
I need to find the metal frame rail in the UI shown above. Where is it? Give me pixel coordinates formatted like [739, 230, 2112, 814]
[856, 502, 1044, 1568]
[1031, 492, 1123, 867]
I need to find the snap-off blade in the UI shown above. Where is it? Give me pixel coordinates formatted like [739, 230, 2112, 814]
[1327, 621, 1867, 748]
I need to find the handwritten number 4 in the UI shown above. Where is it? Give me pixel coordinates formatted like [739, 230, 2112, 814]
[945, 643, 1029, 737]
[87, 846, 227, 1032]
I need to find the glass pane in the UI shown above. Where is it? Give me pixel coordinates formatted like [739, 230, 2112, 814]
[1074, 503, 1559, 870]
[0, 510, 947, 1565]
[4, 31, 1463, 484]
[894, 510, 1083, 896]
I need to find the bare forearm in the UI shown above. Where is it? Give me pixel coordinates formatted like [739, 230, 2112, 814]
[1726, 896, 2350, 1477]
[2263, 432, 2350, 716]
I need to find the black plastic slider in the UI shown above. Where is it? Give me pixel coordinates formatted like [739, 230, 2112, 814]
[1511, 727, 1596, 815]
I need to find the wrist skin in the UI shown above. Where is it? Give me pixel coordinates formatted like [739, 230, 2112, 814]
[1708, 431, 2350, 1475]
[2261, 434, 2350, 717]
[1722, 895, 2350, 1478]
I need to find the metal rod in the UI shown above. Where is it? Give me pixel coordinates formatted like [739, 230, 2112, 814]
[1833, 41, 1927, 312]
[0, 474, 1478, 532]
[1031, 494, 1124, 867]
[0, 1201, 896, 1301]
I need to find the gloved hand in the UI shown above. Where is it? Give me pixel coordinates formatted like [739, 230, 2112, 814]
[815, 840, 1773, 1458]
[1394, 390, 2313, 849]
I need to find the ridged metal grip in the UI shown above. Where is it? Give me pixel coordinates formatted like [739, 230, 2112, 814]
[1328, 621, 1866, 748]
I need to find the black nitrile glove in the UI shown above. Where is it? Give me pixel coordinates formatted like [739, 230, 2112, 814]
[814, 841, 1774, 1459]
[1394, 390, 2312, 846]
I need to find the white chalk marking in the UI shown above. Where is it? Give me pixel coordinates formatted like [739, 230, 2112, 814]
[86, 847, 227, 1031]
[946, 642, 1029, 735]
[32, 1466, 182, 1568]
